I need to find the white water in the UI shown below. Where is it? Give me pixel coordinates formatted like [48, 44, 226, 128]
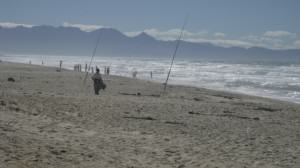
[2, 54, 300, 104]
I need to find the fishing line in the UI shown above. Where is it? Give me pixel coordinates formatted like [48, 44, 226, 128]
[83, 30, 102, 84]
[164, 15, 189, 91]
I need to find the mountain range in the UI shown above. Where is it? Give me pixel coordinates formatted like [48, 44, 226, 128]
[1, 25, 300, 61]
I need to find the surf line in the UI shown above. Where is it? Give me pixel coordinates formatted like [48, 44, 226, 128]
[164, 15, 189, 91]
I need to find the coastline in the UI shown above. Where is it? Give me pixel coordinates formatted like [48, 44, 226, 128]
[1, 61, 300, 167]
[2, 54, 300, 104]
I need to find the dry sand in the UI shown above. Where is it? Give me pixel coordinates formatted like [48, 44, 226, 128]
[0, 61, 300, 168]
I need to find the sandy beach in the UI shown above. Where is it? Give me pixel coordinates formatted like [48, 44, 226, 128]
[0, 61, 299, 168]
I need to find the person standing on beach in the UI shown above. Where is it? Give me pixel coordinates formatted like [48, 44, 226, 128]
[91, 68, 106, 95]
[59, 60, 63, 71]
[132, 70, 138, 78]
[107, 66, 110, 75]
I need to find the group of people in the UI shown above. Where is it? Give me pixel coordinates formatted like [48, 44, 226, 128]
[74, 64, 82, 72]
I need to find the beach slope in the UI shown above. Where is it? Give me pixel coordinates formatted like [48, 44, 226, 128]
[0, 62, 299, 168]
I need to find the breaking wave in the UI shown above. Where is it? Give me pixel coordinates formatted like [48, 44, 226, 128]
[2, 54, 300, 104]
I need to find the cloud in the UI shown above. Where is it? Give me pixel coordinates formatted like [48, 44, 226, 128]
[0, 22, 34, 28]
[263, 30, 296, 38]
[126, 28, 300, 49]
[62, 22, 104, 32]
[125, 31, 142, 37]
[0, 22, 105, 32]
[214, 32, 226, 38]
[187, 38, 255, 48]
[292, 40, 300, 49]
[242, 33, 300, 49]
[243, 35, 282, 44]
[126, 29, 255, 48]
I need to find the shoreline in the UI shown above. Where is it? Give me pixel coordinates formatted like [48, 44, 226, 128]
[1, 60, 299, 105]
[1, 61, 300, 167]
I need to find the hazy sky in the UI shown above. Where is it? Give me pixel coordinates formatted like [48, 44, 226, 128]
[1, 0, 299, 49]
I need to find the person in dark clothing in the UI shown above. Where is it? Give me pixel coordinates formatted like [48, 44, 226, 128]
[91, 68, 106, 95]
[107, 66, 110, 75]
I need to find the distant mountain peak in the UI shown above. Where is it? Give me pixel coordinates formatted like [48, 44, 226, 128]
[91, 27, 124, 35]
[138, 32, 149, 36]
[134, 32, 156, 41]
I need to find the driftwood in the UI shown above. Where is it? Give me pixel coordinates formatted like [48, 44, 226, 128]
[119, 92, 139, 96]
[7, 77, 15, 82]
[123, 116, 156, 120]
[164, 121, 186, 126]
[254, 107, 278, 112]
[119, 92, 160, 97]
[188, 111, 259, 121]
[123, 116, 187, 127]
[212, 94, 237, 100]
[193, 97, 202, 101]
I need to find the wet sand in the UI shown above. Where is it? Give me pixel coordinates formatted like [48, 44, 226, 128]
[0, 61, 299, 168]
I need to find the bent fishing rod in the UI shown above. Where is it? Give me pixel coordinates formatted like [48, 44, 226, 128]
[164, 15, 189, 91]
[83, 30, 102, 84]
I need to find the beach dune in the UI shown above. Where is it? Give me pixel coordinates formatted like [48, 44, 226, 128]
[0, 62, 299, 168]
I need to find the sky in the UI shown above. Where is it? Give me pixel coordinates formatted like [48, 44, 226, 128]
[0, 0, 300, 49]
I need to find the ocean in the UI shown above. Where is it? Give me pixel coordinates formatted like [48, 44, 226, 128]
[1, 54, 300, 104]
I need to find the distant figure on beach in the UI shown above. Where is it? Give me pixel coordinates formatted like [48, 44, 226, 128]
[150, 71, 153, 79]
[91, 68, 106, 95]
[132, 71, 138, 78]
[104, 66, 110, 75]
[75, 64, 82, 72]
[107, 66, 110, 75]
[59, 60, 63, 71]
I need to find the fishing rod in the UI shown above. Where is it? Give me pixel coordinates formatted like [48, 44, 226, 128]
[83, 29, 102, 84]
[164, 15, 188, 91]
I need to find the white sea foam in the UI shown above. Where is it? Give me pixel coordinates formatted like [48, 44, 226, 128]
[1, 54, 300, 104]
